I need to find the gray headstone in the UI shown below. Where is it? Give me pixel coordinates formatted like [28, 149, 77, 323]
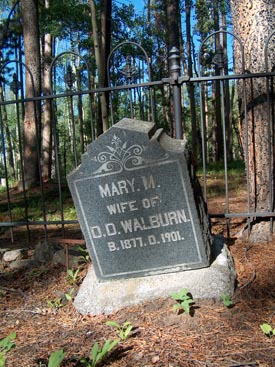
[67, 118, 212, 281]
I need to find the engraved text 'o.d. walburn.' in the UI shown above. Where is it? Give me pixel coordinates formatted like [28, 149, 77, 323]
[67, 119, 211, 281]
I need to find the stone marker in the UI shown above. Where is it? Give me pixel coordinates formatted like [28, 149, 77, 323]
[67, 118, 212, 281]
[68, 118, 236, 315]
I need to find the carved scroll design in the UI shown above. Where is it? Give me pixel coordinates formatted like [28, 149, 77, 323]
[92, 134, 169, 177]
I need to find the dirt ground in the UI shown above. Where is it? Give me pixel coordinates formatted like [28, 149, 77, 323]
[1, 184, 275, 366]
[1, 232, 275, 366]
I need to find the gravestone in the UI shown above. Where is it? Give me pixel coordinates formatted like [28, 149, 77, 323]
[68, 118, 236, 314]
[67, 118, 212, 281]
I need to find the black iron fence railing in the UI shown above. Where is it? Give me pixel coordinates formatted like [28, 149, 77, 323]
[1, 32, 275, 245]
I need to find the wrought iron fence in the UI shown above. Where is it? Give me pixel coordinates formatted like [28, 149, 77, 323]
[1, 31, 275, 246]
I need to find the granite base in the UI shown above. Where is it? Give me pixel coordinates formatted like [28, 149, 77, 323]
[74, 237, 236, 315]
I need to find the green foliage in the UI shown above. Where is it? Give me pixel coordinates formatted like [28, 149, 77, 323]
[48, 349, 66, 367]
[47, 298, 64, 310]
[194, 0, 214, 37]
[40, 0, 91, 39]
[47, 288, 75, 310]
[80, 339, 119, 367]
[0, 332, 16, 367]
[260, 323, 275, 338]
[171, 288, 195, 315]
[197, 160, 245, 177]
[67, 268, 80, 285]
[221, 294, 233, 308]
[106, 321, 133, 341]
[77, 246, 91, 263]
[64, 288, 75, 303]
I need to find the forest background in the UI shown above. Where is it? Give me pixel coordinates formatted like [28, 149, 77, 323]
[1, 0, 275, 242]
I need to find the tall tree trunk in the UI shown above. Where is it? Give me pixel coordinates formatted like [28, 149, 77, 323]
[89, 0, 112, 134]
[230, 0, 275, 241]
[212, 0, 222, 162]
[41, 0, 52, 181]
[77, 68, 85, 153]
[0, 83, 16, 179]
[221, 11, 232, 161]
[21, 0, 41, 189]
[186, 0, 198, 167]
[165, 0, 180, 51]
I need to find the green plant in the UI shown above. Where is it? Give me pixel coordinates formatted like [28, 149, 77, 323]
[260, 323, 275, 337]
[221, 294, 233, 308]
[77, 246, 91, 263]
[47, 298, 64, 310]
[171, 288, 195, 315]
[48, 349, 66, 367]
[67, 268, 80, 285]
[80, 339, 119, 367]
[64, 288, 75, 302]
[0, 331, 16, 367]
[106, 320, 133, 341]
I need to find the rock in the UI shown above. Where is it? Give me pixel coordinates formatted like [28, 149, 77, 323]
[34, 241, 61, 263]
[8, 259, 38, 270]
[52, 249, 83, 269]
[0, 248, 10, 261]
[2, 249, 28, 263]
[74, 237, 236, 315]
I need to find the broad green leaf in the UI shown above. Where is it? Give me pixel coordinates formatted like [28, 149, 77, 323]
[171, 292, 180, 300]
[90, 342, 99, 363]
[48, 349, 66, 367]
[65, 294, 72, 301]
[221, 294, 233, 307]
[123, 324, 133, 339]
[171, 288, 189, 301]
[173, 303, 182, 311]
[182, 303, 190, 314]
[109, 339, 119, 350]
[123, 321, 131, 327]
[101, 339, 113, 355]
[106, 321, 120, 329]
[260, 323, 273, 335]
[67, 269, 73, 277]
[97, 339, 119, 362]
[0, 332, 16, 352]
[0, 352, 6, 367]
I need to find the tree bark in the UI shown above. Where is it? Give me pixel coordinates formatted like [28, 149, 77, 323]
[89, 0, 111, 133]
[212, 0, 222, 162]
[21, 0, 41, 189]
[41, 0, 52, 182]
[230, 0, 275, 241]
[165, 0, 180, 51]
[186, 0, 198, 166]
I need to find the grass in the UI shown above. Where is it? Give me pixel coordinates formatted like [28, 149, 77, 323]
[197, 159, 246, 198]
[0, 160, 246, 227]
[197, 159, 245, 177]
[0, 183, 77, 223]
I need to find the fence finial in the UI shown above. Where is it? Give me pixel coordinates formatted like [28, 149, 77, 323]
[168, 47, 182, 139]
[168, 47, 181, 83]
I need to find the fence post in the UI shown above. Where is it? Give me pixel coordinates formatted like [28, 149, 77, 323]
[168, 47, 182, 139]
